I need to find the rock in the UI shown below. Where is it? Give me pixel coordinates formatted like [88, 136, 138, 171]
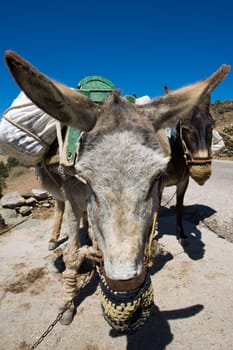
[0, 208, 17, 219]
[31, 189, 49, 200]
[25, 197, 37, 205]
[201, 208, 233, 243]
[0, 192, 26, 209]
[22, 192, 34, 199]
[0, 213, 7, 229]
[42, 203, 51, 208]
[18, 206, 32, 216]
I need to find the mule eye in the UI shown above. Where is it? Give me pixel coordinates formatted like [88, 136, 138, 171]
[182, 126, 192, 134]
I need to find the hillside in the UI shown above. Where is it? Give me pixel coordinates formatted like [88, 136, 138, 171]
[2, 167, 42, 195]
[210, 100, 233, 159]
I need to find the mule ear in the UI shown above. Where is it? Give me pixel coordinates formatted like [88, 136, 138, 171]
[4, 50, 99, 131]
[164, 85, 211, 117]
[163, 85, 172, 94]
[142, 64, 230, 131]
[155, 129, 171, 156]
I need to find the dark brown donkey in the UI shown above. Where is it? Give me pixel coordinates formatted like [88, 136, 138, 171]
[160, 89, 214, 245]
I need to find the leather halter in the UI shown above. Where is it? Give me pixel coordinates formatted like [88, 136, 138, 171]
[178, 121, 212, 166]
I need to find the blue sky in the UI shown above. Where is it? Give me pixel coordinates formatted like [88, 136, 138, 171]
[0, 0, 232, 116]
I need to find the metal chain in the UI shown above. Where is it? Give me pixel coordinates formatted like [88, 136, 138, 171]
[28, 269, 95, 350]
[29, 299, 73, 350]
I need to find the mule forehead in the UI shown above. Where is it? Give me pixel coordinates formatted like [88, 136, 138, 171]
[182, 112, 214, 142]
[77, 130, 169, 192]
[184, 114, 214, 130]
[182, 101, 214, 129]
[88, 93, 156, 138]
[76, 95, 169, 187]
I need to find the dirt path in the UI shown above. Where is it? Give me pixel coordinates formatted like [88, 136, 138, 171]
[0, 216, 233, 350]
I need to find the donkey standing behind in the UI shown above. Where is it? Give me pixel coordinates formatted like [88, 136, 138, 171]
[4, 50, 230, 331]
[160, 88, 214, 244]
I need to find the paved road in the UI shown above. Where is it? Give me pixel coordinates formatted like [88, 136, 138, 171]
[162, 159, 233, 241]
[163, 159, 232, 207]
[187, 160, 232, 208]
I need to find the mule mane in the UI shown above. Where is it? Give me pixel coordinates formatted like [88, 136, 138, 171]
[182, 96, 214, 128]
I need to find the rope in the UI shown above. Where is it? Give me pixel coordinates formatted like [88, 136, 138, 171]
[55, 121, 64, 159]
[40, 160, 63, 192]
[147, 211, 158, 267]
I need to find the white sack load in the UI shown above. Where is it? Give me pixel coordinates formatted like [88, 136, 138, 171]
[135, 95, 152, 105]
[0, 91, 57, 165]
[212, 129, 225, 154]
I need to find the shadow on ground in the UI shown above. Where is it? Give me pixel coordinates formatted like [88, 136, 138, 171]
[155, 204, 216, 260]
[110, 303, 204, 350]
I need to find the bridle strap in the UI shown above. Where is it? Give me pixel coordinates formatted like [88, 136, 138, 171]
[185, 158, 212, 165]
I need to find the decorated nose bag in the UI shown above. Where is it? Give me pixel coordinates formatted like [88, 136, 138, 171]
[98, 272, 154, 333]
